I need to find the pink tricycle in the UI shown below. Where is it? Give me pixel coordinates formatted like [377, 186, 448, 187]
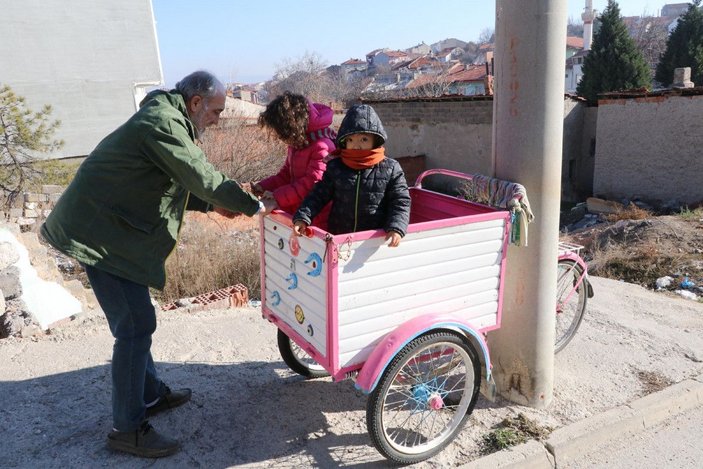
[259, 169, 513, 464]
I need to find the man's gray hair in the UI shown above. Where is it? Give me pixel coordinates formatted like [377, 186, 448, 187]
[174, 71, 224, 102]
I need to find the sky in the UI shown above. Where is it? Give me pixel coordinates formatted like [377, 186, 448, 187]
[151, 0, 669, 86]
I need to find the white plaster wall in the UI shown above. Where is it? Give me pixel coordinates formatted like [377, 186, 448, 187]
[594, 95, 703, 205]
[1, 0, 163, 159]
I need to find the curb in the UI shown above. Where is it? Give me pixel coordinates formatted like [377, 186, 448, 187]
[460, 376, 703, 468]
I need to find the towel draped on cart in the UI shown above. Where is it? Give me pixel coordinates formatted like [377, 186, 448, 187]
[461, 174, 534, 246]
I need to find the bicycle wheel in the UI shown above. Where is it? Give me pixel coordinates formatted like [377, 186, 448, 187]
[277, 329, 329, 378]
[555, 259, 588, 353]
[366, 331, 480, 464]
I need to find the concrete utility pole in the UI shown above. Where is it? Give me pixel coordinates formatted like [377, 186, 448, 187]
[488, 0, 568, 407]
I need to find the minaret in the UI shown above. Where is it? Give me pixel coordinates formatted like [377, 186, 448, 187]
[582, 0, 595, 51]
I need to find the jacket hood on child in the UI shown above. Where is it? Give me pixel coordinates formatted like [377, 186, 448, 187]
[307, 101, 336, 141]
[336, 104, 387, 148]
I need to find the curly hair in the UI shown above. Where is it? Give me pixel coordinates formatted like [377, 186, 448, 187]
[258, 92, 309, 149]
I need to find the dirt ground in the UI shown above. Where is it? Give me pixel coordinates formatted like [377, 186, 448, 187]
[1, 275, 701, 468]
[1, 212, 702, 468]
[563, 213, 703, 293]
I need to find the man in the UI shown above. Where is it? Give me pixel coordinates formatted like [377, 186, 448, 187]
[41, 71, 275, 458]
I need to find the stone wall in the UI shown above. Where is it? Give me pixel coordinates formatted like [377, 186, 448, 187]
[2, 185, 64, 231]
[594, 94, 703, 206]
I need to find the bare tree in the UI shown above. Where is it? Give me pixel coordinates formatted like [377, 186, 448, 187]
[478, 28, 495, 44]
[630, 14, 669, 75]
[567, 16, 585, 37]
[265, 51, 368, 106]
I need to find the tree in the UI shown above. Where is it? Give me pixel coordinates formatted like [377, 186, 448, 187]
[655, 1, 703, 86]
[567, 16, 585, 38]
[266, 51, 332, 102]
[265, 51, 368, 107]
[577, 1, 651, 102]
[0, 85, 63, 205]
[629, 14, 669, 76]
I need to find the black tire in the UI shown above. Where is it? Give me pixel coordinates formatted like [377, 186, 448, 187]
[555, 259, 588, 353]
[277, 329, 329, 379]
[366, 331, 481, 464]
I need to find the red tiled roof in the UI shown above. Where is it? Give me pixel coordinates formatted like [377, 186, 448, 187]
[405, 74, 439, 89]
[406, 56, 441, 69]
[383, 50, 409, 58]
[566, 36, 584, 49]
[447, 65, 486, 82]
[342, 58, 365, 65]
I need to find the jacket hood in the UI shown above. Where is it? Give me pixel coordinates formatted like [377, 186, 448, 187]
[307, 101, 334, 133]
[336, 104, 387, 148]
[139, 89, 195, 138]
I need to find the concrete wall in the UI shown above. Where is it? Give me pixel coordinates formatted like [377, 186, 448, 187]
[594, 94, 703, 206]
[369, 98, 495, 176]
[562, 99, 597, 201]
[369, 97, 595, 201]
[1, 0, 163, 159]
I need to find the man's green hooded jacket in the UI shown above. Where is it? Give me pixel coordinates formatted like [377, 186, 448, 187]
[41, 89, 259, 289]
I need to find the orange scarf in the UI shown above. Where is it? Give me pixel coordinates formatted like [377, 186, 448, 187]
[335, 147, 385, 170]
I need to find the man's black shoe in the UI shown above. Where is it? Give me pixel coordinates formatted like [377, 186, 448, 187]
[145, 387, 192, 417]
[107, 421, 179, 458]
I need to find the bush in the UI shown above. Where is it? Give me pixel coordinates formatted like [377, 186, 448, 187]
[156, 213, 261, 304]
[154, 120, 285, 304]
[200, 119, 286, 183]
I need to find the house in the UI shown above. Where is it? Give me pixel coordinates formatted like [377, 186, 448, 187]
[473, 43, 495, 65]
[405, 42, 431, 55]
[566, 36, 584, 59]
[565, 50, 588, 93]
[340, 58, 368, 82]
[435, 47, 464, 63]
[403, 64, 487, 97]
[373, 50, 411, 69]
[1, 0, 163, 159]
[405, 55, 443, 73]
[228, 85, 261, 104]
[430, 38, 468, 53]
[445, 65, 488, 96]
[366, 48, 389, 69]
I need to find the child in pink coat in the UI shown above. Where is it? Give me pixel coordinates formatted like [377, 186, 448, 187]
[253, 92, 336, 229]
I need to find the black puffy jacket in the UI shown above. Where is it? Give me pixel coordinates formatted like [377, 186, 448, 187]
[293, 156, 411, 236]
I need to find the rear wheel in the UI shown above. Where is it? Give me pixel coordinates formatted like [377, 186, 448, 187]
[555, 259, 588, 353]
[366, 331, 481, 464]
[277, 329, 329, 378]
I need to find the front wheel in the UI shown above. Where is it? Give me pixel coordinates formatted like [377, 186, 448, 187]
[366, 331, 481, 464]
[555, 259, 588, 353]
[277, 329, 329, 379]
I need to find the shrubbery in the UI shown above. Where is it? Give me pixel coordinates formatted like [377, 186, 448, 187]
[158, 119, 284, 303]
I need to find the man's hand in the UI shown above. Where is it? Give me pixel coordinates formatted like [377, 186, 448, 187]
[385, 230, 402, 247]
[258, 197, 277, 215]
[251, 182, 265, 197]
[213, 206, 240, 219]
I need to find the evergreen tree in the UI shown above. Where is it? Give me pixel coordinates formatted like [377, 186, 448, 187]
[0, 85, 63, 205]
[577, 1, 652, 102]
[655, 0, 703, 86]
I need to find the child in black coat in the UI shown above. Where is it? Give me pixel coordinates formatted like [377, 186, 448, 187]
[293, 104, 411, 247]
